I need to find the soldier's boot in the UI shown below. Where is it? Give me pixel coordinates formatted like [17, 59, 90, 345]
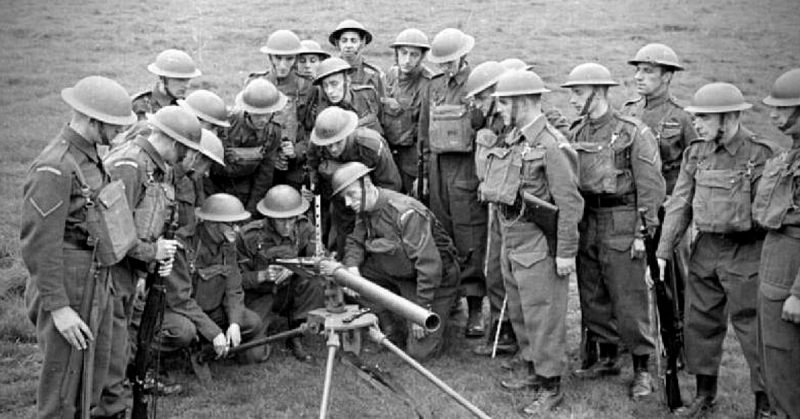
[630, 354, 653, 399]
[501, 361, 541, 390]
[753, 391, 771, 419]
[522, 376, 564, 414]
[472, 320, 518, 356]
[143, 369, 183, 396]
[465, 296, 485, 338]
[573, 343, 621, 378]
[675, 374, 717, 418]
[500, 351, 525, 370]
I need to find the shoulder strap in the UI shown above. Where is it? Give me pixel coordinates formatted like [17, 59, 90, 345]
[63, 151, 94, 203]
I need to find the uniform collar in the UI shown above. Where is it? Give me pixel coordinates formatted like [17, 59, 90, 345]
[716, 125, 749, 156]
[369, 187, 389, 213]
[519, 114, 547, 142]
[349, 55, 365, 69]
[784, 114, 800, 147]
[644, 90, 669, 110]
[134, 136, 168, 173]
[448, 63, 470, 87]
[152, 82, 175, 108]
[62, 125, 100, 163]
[589, 108, 615, 127]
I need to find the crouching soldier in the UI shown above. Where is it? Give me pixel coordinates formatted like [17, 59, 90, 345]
[331, 162, 461, 362]
[156, 194, 267, 362]
[237, 185, 326, 362]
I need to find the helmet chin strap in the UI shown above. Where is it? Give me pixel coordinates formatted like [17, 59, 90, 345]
[714, 113, 727, 142]
[580, 88, 596, 117]
[160, 76, 180, 103]
[781, 106, 800, 132]
[359, 177, 367, 213]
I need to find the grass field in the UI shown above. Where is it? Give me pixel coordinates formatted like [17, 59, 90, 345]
[1, 0, 798, 417]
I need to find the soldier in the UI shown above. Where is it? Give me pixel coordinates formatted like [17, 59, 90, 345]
[296, 40, 331, 80]
[237, 185, 326, 362]
[307, 106, 401, 255]
[21, 76, 136, 418]
[426, 28, 488, 339]
[132, 49, 201, 121]
[99, 106, 202, 416]
[465, 60, 519, 356]
[754, 68, 800, 419]
[178, 89, 231, 136]
[206, 78, 286, 213]
[499, 58, 571, 136]
[248, 29, 314, 190]
[382, 28, 437, 194]
[656, 82, 776, 418]
[156, 193, 266, 362]
[330, 162, 461, 361]
[483, 70, 584, 413]
[328, 19, 385, 96]
[563, 63, 666, 399]
[303, 57, 383, 135]
[174, 128, 225, 236]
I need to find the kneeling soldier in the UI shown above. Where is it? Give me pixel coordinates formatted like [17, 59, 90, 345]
[157, 194, 267, 362]
[237, 185, 326, 362]
[332, 162, 461, 362]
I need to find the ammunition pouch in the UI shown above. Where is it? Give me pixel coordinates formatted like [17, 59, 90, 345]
[381, 97, 416, 147]
[226, 146, 265, 176]
[480, 146, 522, 205]
[753, 152, 799, 230]
[573, 123, 634, 194]
[429, 104, 474, 153]
[693, 166, 753, 233]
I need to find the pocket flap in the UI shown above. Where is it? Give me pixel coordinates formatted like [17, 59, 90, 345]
[97, 179, 127, 209]
[476, 129, 498, 147]
[196, 264, 229, 280]
[522, 148, 546, 161]
[365, 238, 400, 254]
[695, 169, 739, 189]
[606, 235, 634, 252]
[508, 250, 547, 268]
[487, 147, 512, 159]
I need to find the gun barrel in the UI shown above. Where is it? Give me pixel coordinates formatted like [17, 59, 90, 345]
[332, 266, 441, 332]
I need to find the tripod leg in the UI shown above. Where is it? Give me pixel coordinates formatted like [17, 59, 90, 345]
[367, 327, 492, 419]
[320, 332, 340, 419]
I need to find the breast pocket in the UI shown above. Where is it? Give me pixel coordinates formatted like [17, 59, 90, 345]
[381, 98, 416, 147]
[657, 122, 684, 164]
[693, 169, 752, 233]
[573, 142, 619, 194]
[365, 237, 415, 278]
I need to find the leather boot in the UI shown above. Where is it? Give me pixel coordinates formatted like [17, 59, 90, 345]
[465, 296, 485, 338]
[753, 391, 771, 419]
[574, 343, 620, 378]
[630, 354, 653, 399]
[676, 375, 717, 418]
[472, 320, 518, 356]
[501, 361, 540, 390]
[522, 376, 564, 414]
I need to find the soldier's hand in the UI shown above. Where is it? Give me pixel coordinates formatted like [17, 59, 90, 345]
[300, 185, 315, 204]
[281, 140, 296, 158]
[256, 270, 271, 284]
[213, 333, 229, 358]
[656, 258, 667, 282]
[410, 324, 428, 340]
[782, 295, 800, 324]
[51, 306, 94, 350]
[156, 238, 179, 261]
[274, 154, 289, 171]
[555, 257, 576, 277]
[630, 238, 646, 260]
[158, 257, 174, 277]
[318, 260, 341, 276]
[226, 323, 242, 348]
[268, 265, 293, 285]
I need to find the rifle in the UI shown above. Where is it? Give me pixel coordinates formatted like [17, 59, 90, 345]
[638, 208, 683, 411]
[132, 206, 178, 419]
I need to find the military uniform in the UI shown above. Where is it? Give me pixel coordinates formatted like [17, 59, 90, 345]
[21, 126, 115, 418]
[99, 136, 177, 417]
[131, 85, 175, 121]
[480, 115, 584, 376]
[174, 164, 205, 237]
[206, 110, 281, 213]
[236, 217, 325, 329]
[571, 110, 665, 357]
[344, 188, 460, 361]
[303, 84, 383, 135]
[247, 70, 314, 190]
[383, 65, 436, 193]
[308, 127, 402, 255]
[657, 125, 775, 395]
[753, 117, 800, 418]
[157, 226, 264, 356]
[347, 55, 386, 98]
[426, 64, 488, 311]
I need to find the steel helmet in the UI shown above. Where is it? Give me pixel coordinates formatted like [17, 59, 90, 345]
[178, 90, 230, 128]
[427, 28, 475, 64]
[298, 40, 331, 59]
[465, 61, 506, 98]
[500, 58, 532, 72]
[329, 19, 373, 46]
[561, 63, 619, 87]
[260, 29, 303, 55]
[492, 70, 551, 97]
[763, 68, 800, 107]
[147, 49, 201, 79]
[628, 43, 684, 71]
[146, 106, 202, 150]
[331, 161, 374, 196]
[257, 185, 310, 218]
[390, 28, 430, 51]
[235, 78, 288, 114]
[684, 82, 752, 114]
[198, 128, 225, 166]
[313, 57, 354, 85]
[310, 106, 359, 146]
[195, 193, 251, 222]
[61, 76, 136, 126]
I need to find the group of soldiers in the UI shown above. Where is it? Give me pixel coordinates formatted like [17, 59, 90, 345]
[19, 17, 800, 419]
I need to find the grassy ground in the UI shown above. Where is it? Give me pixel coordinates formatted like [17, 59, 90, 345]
[1, 0, 798, 417]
